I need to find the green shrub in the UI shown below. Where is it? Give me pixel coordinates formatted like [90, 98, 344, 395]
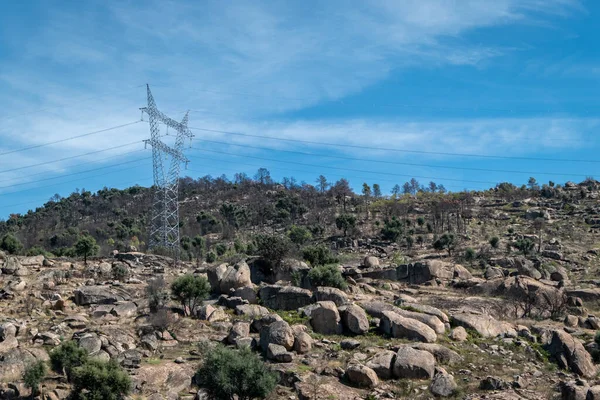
[433, 233, 455, 256]
[25, 246, 52, 257]
[171, 274, 210, 316]
[23, 360, 47, 395]
[71, 359, 131, 400]
[206, 251, 217, 263]
[245, 242, 256, 255]
[234, 239, 245, 253]
[302, 244, 338, 266]
[513, 238, 535, 255]
[74, 234, 100, 264]
[381, 217, 404, 242]
[287, 225, 312, 247]
[49, 340, 89, 381]
[307, 264, 347, 290]
[254, 234, 292, 270]
[112, 264, 129, 281]
[335, 214, 356, 237]
[215, 243, 228, 256]
[489, 236, 500, 249]
[464, 248, 476, 263]
[0, 233, 23, 254]
[146, 276, 169, 313]
[196, 345, 277, 400]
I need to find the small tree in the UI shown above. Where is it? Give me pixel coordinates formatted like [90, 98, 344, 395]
[433, 233, 456, 256]
[146, 276, 169, 313]
[254, 234, 292, 270]
[49, 341, 89, 381]
[464, 248, 476, 266]
[196, 345, 278, 400]
[513, 238, 535, 255]
[302, 245, 338, 266]
[0, 233, 23, 254]
[287, 225, 312, 247]
[71, 359, 131, 400]
[74, 235, 99, 264]
[335, 214, 356, 237]
[381, 217, 404, 242]
[489, 236, 500, 249]
[23, 360, 47, 396]
[307, 264, 347, 290]
[171, 274, 211, 316]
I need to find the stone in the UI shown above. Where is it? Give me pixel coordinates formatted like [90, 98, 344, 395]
[485, 267, 504, 280]
[393, 308, 445, 334]
[260, 320, 294, 352]
[73, 285, 130, 305]
[78, 335, 102, 355]
[380, 311, 437, 343]
[314, 287, 348, 306]
[340, 304, 369, 335]
[235, 304, 269, 318]
[366, 350, 395, 380]
[345, 364, 379, 388]
[340, 339, 361, 350]
[310, 301, 342, 335]
[292, 326, 312, 354]
[110, 302, 137, 318]
[363, 256, 380, 268]
[430, 367, 457, 397]
[227, 322, 250, 345]
[409, 343, 462, 365]
[480, 376, 509, 391]
[207, 263, 228, 293]
[229, 286, 258, 304]
[251, 313, 283, 333]
[259, 285, 313, 310]
[546, 329, 596, 378]
[551, 266, 570, 283]
[398, 260, 470, 284]
[400, 302, 450, 324]
[235, 337, 256, 349]
[219, 261, 252, 294]
[267, 343, 294, 363]
[451, 312, 516, 338]
[587, 385, 600, 400]
[1, 257, 21, 274]
[565, 315, 580, 328]
[514, 257, 541, 280]
[197, 304, 216, 320]
[567, 289, 600, 303]
[393, 346, 435, 379]
[0, 322, 18, 352]
[449, 326, 468, 342]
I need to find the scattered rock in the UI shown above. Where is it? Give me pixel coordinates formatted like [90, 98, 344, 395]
[449, 326, 468, 342]
[380, 311, 437, 343]
[340, 304, 369, 335]
[345, 364, 379, 388]
[451, 312, 516, 338]
[393, 346, 435, 379]
[310, 301, 342, 335]
[363, 256, 380, 268]
[430, 367, 457, 397]
[314, 286, 348, 306]
[260, 320, 294, 352]
[267, 343, 294, 363]
[480, 376, 509, 391]
[366, 350, 395, 380]
[546, 329, 596, 378]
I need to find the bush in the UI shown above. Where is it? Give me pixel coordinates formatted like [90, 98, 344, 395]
[146, 276, 169, 313]
[433, 233, 455, 256]
[464, 248, 476, 264]
[23, 360, 47, 395]
[215, 243, 228, 256]
[307, 264, 347, 290]
[49, 340, 89, 381]
[25, 246, 52, 257]
[513, 238, 535, 255]
[0, 233, 23, 254]
[196, 345, 277, 400]
[302, 244, 338, 266]
[171, 274, 211, 316]
[287, 225, 312, 247]
[206, 251, 217, 263]
[71, 359, 131, 400]
[254, 234, 292, 270]
[489, 236, 500, 249]
[112, 264, 129, 281]
[335, 214, 356, 237]
[380, 217, 404, 242]
[74, 234, 100, 264]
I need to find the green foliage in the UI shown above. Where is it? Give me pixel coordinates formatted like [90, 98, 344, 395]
[416, 217, 425, 227]
[146, 276, 169, 313]
[74, 234, 100, 263]
[464, 248, 476, 263]
[112, 264, 129, 281]
[206, 251, 217, 263]
[196, 345, 277, 400]
[196, 211, 221, 235]
[25, 245, 52, 257]
[513, 238, 535, 255]
[381, 217, 404, 242]
[23, 360, 47, 395]
[254, 234, 292, 270]
[302, 244, 338, 266]
[335, 214, 356, 237]
[307, 264, 347, 290]
[219, 202, 247, 229]
[489, 236, 500, 249]
[50, 340, 89, 381]
[234, 239, 245, 253]
[0, 233, 23, 254]
[171, 274, 210, 316]
[508, 227, 515, 234]
[433, 233, 456, 256]
[287, 225, 312, 247]
[71, 359, 131, 400]
[215, 243, 228, 256]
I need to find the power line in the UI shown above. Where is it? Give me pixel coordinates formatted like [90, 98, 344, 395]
[0, 141, 143, 175]
[194, 137, 595, 178]
[188, 148, 499, 185]
[0, 157, 150, 191]
[189, 126, 600, 163]
[0, 121, 142, 157]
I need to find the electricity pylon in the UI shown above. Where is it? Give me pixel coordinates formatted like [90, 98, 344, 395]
[141, 84, 192, 258]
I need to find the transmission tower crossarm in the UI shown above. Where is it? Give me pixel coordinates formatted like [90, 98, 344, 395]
[143, 139, 188, 163]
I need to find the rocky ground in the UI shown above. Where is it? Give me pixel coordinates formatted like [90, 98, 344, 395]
[5, 183, 600, 399]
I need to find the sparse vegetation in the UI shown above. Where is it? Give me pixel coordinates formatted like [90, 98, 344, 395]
[71, 359, 131, 400]
[171, 274, 211, 316]
[307, 264, 347, 290]
[23, 360, 47, 396]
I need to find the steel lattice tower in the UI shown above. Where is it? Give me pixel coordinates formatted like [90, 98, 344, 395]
[141, 84, 192, 258]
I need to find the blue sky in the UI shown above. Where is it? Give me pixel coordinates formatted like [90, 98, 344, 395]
[1, 0, 600, 217]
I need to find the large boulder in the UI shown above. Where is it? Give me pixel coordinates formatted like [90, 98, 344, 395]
[430, 367, 457, 397]
[393, 308, 445, 334]
[259, 285, 313, 310]
[310, 301, 342, 335]
[235, 304, 269, 318]
[314, 287, 348, 306]
[220, 261, 252, 293]
[408, 343, 462, 365]
[228, 322, 250, 345]
[567, 288, 600, 303]
[260, 320, 294, 352]
[292, 325, 313, 354]
[546, 329, 596, 378]
[363, 256, 380, 268]
[73, 286, 131, 305]
[398, 260, 471, 285]
[19, 255, 45, 266]
[267, 343, 293, 363]
[207, 263, 228, 293]
[340, 304, 369, 335]
[366, 350, 396, 379]
[1, 257, 21, 275]
[393, 346, 435, 379]
[451, 312, 516, 338]
[514, 257, 541, 280]
[398, 302, 450, 324]
[345, 364, 379, 388]
[0, 322, 18, 353]
[380, 311, 437, 343]
[78, 334, 101, 356]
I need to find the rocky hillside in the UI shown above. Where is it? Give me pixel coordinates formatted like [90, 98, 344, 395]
[3, 177, 600, 399]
